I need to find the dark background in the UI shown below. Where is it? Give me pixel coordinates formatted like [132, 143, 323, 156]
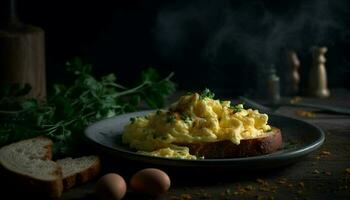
[6, 0, 350, 96]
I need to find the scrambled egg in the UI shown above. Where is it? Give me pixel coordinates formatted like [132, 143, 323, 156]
[122, 91, 271, 159]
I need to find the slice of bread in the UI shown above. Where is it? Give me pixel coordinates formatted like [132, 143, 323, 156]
[57, 155, 101, 190]
[175, 127, 282, 158]
[0, 137, 63, 198]
[0, 137, 101, 198]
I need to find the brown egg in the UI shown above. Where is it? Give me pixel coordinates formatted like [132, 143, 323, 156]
[130, 168, 171, 196]
[95, 173, 127, 200]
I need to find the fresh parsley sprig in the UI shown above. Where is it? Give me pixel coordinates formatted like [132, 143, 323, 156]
[0, 58, 176, 157]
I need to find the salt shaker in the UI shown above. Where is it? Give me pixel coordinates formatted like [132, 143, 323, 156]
[308, 47, 330, 98]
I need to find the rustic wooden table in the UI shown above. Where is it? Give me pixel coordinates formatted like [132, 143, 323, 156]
[59, 90, 350, 200]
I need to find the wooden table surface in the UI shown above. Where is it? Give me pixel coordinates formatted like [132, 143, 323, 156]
[58, 89, 350, 200]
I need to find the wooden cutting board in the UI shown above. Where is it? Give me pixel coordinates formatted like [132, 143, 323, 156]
[0, 0, 46, 99]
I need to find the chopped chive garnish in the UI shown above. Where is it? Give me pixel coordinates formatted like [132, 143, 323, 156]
[200, 88, 215, 99]
[231, 104, 244, 112]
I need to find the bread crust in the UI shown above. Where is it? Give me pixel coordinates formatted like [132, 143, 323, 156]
[0, 167, 63, 199]
[62, 172, 76, 190]
[43, 137, 54, 160]
[61, 156, 101, 190]
[175, 127, 282, 158]
[76, 156, 101, 184]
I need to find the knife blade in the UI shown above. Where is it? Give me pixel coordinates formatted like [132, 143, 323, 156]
[279, 101, 350, 115]
[238, 96, 350, 115]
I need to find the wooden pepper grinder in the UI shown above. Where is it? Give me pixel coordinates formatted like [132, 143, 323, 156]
[0, 0, 46, 99]
[308, 46, 330, 98]
[286, 50, 300, 95]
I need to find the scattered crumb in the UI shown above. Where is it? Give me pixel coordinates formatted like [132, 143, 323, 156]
[290, 96, 303, 104]
[256, 195, 266, 200]
[262, 180, 270, 186]
[295, 110, 315, 118]
[324, 171, 332, 176]
[346, 168, 350, 174]
[195, 189, 210, 199]
[288, 183, 294, 188]
[313, 169, 320, 174]
[225, 188, 231, 195]
[256, 180, 276, 192]
[315, 156, 321, 160]
[235, 185, 248, 194]
[170, 194, 192, 200]
[299, 182, 305, 188]
[182, 194, 192, 200]
[245, 185, 254, 191]
[200, 192, 211, 199]
[277, 178, 288, 185]
[321, 151, 331, 156]
[259, 186, 271, 192]
[170, 196, 180, 200]
[256, 178, 264, 184]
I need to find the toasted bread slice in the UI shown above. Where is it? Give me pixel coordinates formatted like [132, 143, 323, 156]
[176, 127, 282, 158]
[0, 137, 101, 198]
[0, 137, 63, 198]
[57, 155, 101, 190]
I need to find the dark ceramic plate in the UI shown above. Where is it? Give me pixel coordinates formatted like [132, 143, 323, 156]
[84, 110, 325, 169]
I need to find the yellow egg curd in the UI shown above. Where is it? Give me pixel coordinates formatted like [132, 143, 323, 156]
[122, 90, 271, 159]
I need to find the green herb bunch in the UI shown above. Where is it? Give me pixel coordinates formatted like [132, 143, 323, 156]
[0, 58, 176, 156]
